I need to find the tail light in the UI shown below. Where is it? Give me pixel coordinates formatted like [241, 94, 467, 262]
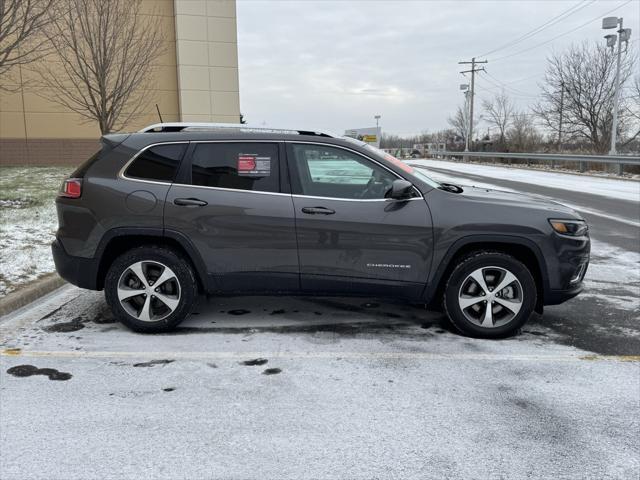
[59, 178, 82, 198]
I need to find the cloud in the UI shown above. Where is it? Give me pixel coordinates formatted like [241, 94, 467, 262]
[237, 0, 639, 136]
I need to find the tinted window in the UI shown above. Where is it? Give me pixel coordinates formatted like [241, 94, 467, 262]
[191, 143, 279, 193]
[289, 144, 397, 199]
[126, 144, 187, 182]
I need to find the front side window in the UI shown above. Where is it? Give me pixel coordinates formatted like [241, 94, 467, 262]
[289, 144, 397, 199]
[191, 143, 279, 193]
[125, 143, 187, 182]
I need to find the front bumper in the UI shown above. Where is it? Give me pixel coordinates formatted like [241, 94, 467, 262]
[52, 239, 100, 290]
[542, 230, 590, 305]
[544, 283, 584, 305]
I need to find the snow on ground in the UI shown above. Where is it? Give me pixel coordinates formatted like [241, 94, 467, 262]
[1, 288, 639, 480]
[410, 159, 640, 202]
[585, 239, 640, 311]
[0, 167, 70, 297]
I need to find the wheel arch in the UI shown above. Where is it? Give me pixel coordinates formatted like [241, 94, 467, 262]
[95, 228, 208, 292]
[425, 235, 548, 313]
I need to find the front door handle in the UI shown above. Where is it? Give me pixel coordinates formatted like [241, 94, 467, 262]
[174, 198, 208, 207]
[301, 206, 335, 215]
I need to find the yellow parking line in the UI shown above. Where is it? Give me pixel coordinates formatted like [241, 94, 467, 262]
[1, 349, 639, 362]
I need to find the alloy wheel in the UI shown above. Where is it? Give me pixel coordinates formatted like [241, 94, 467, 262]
[458, 266, 523, 328]
[117, 260, 181, 322]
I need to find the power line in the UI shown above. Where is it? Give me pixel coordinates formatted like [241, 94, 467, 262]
[490, 0, 634, 63]
[499, 73, 544, 86]
[477, 72, 539, 98]
[478, 0, 595, 58]
[475, 82, 535, 100]
[482, 71, 539, 98]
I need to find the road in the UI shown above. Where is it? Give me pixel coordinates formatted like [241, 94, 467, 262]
[1, 162, 639, 479]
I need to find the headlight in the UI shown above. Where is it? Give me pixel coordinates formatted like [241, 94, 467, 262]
[549, 219, 588, 236]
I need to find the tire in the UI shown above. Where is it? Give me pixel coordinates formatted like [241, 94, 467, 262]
[443, 251, 536, 338]
[104, 246, 197, 333]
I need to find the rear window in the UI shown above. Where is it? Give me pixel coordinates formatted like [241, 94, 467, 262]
[125, 144, 187, 182]
[191, 143, 279, 193]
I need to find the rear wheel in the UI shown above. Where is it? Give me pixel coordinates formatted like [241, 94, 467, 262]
[105, 246, 197, 333]
[443, 251, 536, 338]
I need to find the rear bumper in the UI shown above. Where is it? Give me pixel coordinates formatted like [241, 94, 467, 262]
[52, 239, 100, 290]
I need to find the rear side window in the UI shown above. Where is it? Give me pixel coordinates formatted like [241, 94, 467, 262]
[125, 144, 187, 182]
[190, 143, 279, 193]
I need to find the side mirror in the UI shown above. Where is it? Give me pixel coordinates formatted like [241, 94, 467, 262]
[388, 179, 414, 199]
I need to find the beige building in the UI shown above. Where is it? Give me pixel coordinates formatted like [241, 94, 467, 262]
[0, 0, 240, 165]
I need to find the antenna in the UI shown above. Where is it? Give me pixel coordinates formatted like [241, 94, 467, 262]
[155, 104, 164, 123]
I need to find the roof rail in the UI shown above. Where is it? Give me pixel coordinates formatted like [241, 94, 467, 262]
[138, 122, 336, 138]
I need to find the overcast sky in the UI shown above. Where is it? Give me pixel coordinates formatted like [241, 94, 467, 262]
[236, 0, 639, 136]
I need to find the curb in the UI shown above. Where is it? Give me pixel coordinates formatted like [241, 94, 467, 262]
[0, 274, 66, 317]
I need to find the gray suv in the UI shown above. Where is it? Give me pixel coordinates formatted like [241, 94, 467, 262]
[52, 123, 590, 338]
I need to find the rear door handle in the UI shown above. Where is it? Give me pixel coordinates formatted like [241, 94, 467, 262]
[174, 198, 208, 207]
[301, 206, 335, 215]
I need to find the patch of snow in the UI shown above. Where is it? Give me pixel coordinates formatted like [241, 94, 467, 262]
[0, 167, 69, 297]
[411, 159, 640, 202]
[582, 239, 640, 311]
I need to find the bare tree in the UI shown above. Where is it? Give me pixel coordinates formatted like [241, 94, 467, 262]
[448, 95, 471, 144]
[506, 112, 542, 152]
[482, 91, 513, 145]
[533, 42, 636, 153]
[34, 0, 164, 134]
[0, 0, 55, 86]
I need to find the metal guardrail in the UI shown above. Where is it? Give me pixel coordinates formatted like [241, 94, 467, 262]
[428, 151, 640, 175]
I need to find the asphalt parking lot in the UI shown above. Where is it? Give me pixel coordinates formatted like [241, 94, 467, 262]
[1, 163, 639, 479]
[1, 284, 639, 480]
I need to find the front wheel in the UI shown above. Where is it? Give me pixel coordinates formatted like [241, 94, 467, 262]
[443, 251, 537, 338]
[104, 246, 197, 333]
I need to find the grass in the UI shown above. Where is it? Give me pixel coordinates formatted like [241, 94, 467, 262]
[0, 166, 71, 297]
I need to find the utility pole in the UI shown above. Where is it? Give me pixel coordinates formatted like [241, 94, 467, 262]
[459, 57, 487, 152]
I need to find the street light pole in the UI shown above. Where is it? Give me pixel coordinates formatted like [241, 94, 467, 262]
[459, 84, 470, 151]
[374, 115, 381, 147]
[603, 16, 631, 156]
[464, 89, 470, 151]
[609, 18, 623, 156]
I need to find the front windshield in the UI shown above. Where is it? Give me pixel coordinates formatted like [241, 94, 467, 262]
[360, 143, 441, 189]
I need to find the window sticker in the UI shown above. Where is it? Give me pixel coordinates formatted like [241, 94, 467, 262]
[237, 154, 271, 176]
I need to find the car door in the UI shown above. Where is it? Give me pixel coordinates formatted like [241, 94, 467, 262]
[286, 142, 433, 299]
[164, 141, 299, 294]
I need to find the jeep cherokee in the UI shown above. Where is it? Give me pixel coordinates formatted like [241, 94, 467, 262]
[52, 123, 590, 337]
